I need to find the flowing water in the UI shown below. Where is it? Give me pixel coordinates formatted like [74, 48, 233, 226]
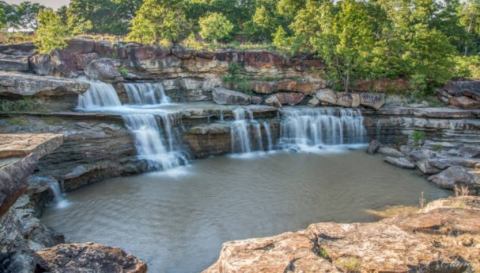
[78, 81, 188, 171]
[42, 150, 449, 273]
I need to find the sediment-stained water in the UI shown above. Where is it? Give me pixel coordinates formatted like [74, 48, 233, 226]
[42, 150, 449, 273]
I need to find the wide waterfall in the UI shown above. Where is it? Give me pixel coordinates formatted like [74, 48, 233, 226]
[78, 81, 188, 171]
[124, 83, 171, 105]
[230, 108, 273, 154]
[279, 107, 367, 151]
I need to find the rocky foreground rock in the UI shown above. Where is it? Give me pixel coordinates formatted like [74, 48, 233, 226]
[204, 196, 480, 273]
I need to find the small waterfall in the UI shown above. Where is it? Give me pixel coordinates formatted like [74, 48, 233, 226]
[124, 83, 170, 105]
[231, 108, 252, 153]
[230, 108, 273, 154]
[78, 81, 122, 109]
[123, 114, 188, 170]
[280, 107, 367, 151]
[46, 179, 69, 209]
[78, 80, 187, 172]
[263, 122, 273, 151]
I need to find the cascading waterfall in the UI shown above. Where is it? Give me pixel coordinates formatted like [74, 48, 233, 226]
[78, 81, 187, 171]
[78, 80, 122, 109]
[124, 83, 170, 105]
[230, 108, 273, 154]
[279, 107, 367, 151]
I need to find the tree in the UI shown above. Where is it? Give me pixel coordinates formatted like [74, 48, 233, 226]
[458, 0, 480, 55]
[128, 0, 190, 44]
[0, 1, 45, 30]
[0, 4, 6, 30]
[199, 12, 233, 42]
[34, 9, 70, 53]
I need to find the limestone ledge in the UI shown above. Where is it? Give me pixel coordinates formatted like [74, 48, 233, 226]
[204, 196, 480, 273]
[0, 133, 63, 217]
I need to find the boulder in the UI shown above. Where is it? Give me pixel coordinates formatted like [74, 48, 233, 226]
[360, 93, 385, 110]
[212, 88, 251, 105]
[0, 71, 90, 98]
[367, 140, 380, 154]
[336, 92, 360, 107]
[37, 243, 147, 273]
[416, 159, 441, 175]
[29, 55, 53, 76]
[449, 96, 480, 109]
[264, 95, 282, 108]
[266, 92, 305, 106]
[251, 81, 276, 94]
[0, 43, 35, 72]
[428, 166, 479, 190]
[85, 58, 122, 82]
[307, 97, 320, 107]
[378, 147, 404, 158]
[384, 156, 416, 169]
[315, 89, 337, 105]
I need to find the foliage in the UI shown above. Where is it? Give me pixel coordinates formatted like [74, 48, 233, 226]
[34, 9, 69, 54]
[199, 12, 233, 42]
[127, 0, 190, 44]
[411, 130, 426, 147]
[336, 256, 362, 273]
[454, 55, 480, 79]
[0, 1, 45, 30]
[222, 63, 253, 94]
[0, 98, 45, 113]
[0, 4, 5, 30]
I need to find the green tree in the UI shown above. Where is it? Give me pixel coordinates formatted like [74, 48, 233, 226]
[0, 5, 6, 30]
[458, 0, 480, 55]
[34, 9, 70, 54]
[199, 12, 233, 42]
[128, 0, 190, 44]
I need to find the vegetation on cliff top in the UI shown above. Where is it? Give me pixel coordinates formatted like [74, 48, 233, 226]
[0, 0, 479, 92]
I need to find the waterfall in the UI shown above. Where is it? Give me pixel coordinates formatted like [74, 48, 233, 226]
[78, 80, 188, 172]
[279, 107, 367, 151]
[124, 83, 170, 105]
[230, 108, 273, 154]
[78, 81, 122, 109]
[46, 178, 69, 209]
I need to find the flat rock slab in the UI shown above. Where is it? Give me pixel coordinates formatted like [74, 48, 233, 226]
[0, 71, 90, 97]
[204, 197, 480, 273]
[0, 133, 63, 217]
[0, 134, 63, 159]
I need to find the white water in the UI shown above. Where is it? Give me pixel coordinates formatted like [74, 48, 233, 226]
[280, 107, 367, 152]
[45, 178, 70, 209]
[124, 83, 171, 105]
[230, 108, 274, 154]
[78, 81, 188, 171]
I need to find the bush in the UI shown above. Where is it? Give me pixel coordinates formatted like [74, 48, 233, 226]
[0, 99, 45, 113]
[454, 56, 480, 79]
[34, 9, 69, 54]
[412, 130, 426, 147]
[199, 12, 233, 43]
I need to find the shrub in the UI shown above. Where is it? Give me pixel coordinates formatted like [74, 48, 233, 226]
[336, 256, 362, 273]
[34, 9, 70, 54]
[0, 99, 45, 113]
[412, 130, 426, 147]
[199, 12, 233, 43]
[454, 55, 480, 79]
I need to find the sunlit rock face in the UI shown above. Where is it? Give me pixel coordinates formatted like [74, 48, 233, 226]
[204, 196, 480, 273]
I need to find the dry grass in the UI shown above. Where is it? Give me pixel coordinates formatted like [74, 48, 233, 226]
[335, 256, 362, 273]
[365, 205, 419, 219]
[454, 184, 470, 197]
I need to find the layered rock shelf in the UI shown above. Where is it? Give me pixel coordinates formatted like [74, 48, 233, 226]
[204, 196, 480, 273]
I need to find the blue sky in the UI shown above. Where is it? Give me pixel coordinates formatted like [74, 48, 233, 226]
[5, 0, 69, 9]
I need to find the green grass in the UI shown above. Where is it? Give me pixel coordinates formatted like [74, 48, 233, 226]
[6, 117, 30, 126]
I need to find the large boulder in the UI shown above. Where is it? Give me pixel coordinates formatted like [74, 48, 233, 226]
[449, 96, 480, 109]
[212, 88, 251, 105]
[85, 58, 122, 82]
[360, 93, 385, 110]
[336, 92, 360, 107]
[315, 89, 337, 105]
[428, 166, 479, 190]
[37, 243, 147, 273]
[378, 147, 404, 158]
[265, 92, 305, 106]
[438, 80, 480, 109]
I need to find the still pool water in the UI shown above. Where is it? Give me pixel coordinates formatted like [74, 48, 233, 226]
[42, 150, 449, 273]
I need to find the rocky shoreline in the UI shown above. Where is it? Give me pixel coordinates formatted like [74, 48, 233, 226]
[1, 39, 480, 272]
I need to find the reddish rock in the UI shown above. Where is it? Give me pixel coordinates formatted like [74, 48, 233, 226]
[251, 81, 275, 94]
[449, 96, 480, 109]
[204, 197, 480, 273]
[355, 78, 410, 93]
[266, 92, 305, 106]
[38, 242, 147, 273]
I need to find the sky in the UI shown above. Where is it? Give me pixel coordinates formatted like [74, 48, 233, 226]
[4, 0, 70, 9]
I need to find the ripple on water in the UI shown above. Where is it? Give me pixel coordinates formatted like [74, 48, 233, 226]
[42, 151, 449, 273]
